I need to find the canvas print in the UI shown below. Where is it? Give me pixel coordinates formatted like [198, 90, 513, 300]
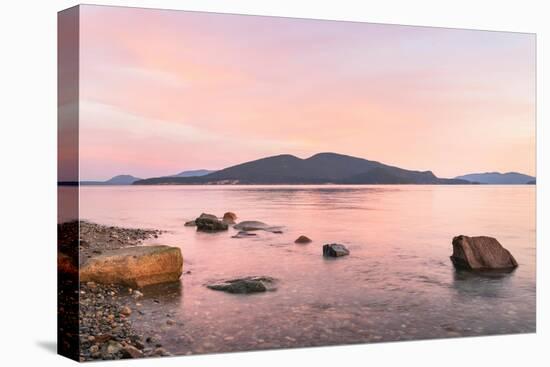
[58, 5, 536, 362]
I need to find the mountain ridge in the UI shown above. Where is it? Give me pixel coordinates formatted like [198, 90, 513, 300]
[133, 152, 470, 185]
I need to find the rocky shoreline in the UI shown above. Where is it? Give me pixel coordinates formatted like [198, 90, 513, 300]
[79, 281, 171, 360]
[79, 221, 164, 264]
[60, 215, 520, 361]
[59, 221, 173, 361]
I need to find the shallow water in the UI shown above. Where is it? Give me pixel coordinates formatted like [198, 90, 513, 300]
[79, 185, 536, 354]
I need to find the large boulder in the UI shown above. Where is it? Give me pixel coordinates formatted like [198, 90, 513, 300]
[323, 243, 350, 257]
[206, 276, 277, 294]
[195, 213, 228, 232]
[450, 235, 518, 271]
[80, 245, 183, 287]
[222, 212, 237, 224]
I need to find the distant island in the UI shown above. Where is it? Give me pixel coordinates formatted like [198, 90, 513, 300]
[454, 172, 536, 185]
[81, 175, 142, 185]
[62, 154, 537, 187]
[133, 152, 470, 185]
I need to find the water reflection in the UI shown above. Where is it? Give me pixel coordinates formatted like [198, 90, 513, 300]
[80, 185, 536, 355]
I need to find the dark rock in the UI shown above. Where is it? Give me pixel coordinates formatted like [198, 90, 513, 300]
[323, 243, 350, 257]
[184, 220, 196, 227]
[195, 213, 228, 232]
[206, 276, 277, 294]
[450, 235, 518, 271]
[295, 235, 312, 244]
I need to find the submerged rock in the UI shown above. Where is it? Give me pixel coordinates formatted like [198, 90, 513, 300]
[231, 231, 258, 239]
[206, 276, 277, 294]
[184, 220, 196, 227]
[195, 213, 228, 232]
[234, 220, 283, 233]
[450, 235, 518, 271]
[323, 243, 350, 257]
[234, 220, 269, 231]
[80, 245, 183, 287]
[295, 235, 312, 244]
[222, 212, 238, 224]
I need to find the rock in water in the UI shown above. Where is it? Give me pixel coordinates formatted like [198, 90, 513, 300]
[184, 220, 196, 227]
[234, 220, 269, 231]
[295, 235, 312, 244]
[233, 220, 283, 233]
[195, 213, 228, 232]
[80, 245, 183, 287]
[323, 243, 350, 257]
[222, 212, 238, 224]
[206, 276, 277, 294]
[450, 235, 518, 271]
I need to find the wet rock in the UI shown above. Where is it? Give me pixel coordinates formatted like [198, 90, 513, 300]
[206, 276, 277, 294]
[234, 220, 283, 233]
[231, 231, 258, 239]
[120, 306, 132, 316]
[195, 213, 228, 232]
[450, 235, 518, 271]
[234, 220, 269, 231]
[121, 345, 143, 358]
[153, 347, 170, 356]
[222, 212, 238, 224]
[323, 243, 350, 257]
[295, 235, 312, 244]
[80, 245, 183, 287]
[184, 220, 196, 227]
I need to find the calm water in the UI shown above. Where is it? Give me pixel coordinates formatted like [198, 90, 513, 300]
[79, 185, 536, 354]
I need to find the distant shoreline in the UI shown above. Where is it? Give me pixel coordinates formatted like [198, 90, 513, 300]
[59, 182, 536, 186]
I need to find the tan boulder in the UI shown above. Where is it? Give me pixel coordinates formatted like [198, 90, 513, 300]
[222, 212, 238, 224]
[80, 245, 183, 287]
[450, 235, 518, 271]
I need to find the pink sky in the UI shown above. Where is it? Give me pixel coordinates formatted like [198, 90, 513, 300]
[78, 5, 535, 180]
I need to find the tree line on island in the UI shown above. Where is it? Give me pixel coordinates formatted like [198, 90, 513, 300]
[76, 152, 536, 186]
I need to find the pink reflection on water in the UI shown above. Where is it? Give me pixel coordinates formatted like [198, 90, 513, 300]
[80, 185, 535, 353]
